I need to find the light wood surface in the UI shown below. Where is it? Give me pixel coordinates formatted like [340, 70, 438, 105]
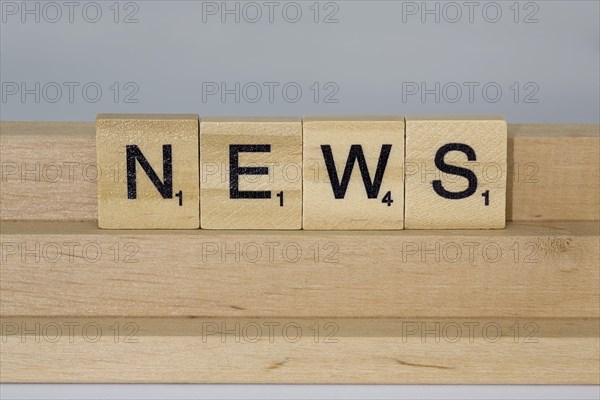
[405, 116, 507, 229]
[2, 122, 597, 222]
[96, 114, 200, 229]
[199, 117, 302, 229]
[1, 220, 597, 318]
[0, 121, 598, 384]
[303, 116, 405, 229]
[1, 317, 597, 383]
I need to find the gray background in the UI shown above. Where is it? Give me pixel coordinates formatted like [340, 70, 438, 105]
[1, 1, 599, 399]
[1, 0, 599, 123]
[1, 384, 599, 399]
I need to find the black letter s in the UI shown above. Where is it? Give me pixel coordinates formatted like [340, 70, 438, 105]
[432, 143, 478, 200]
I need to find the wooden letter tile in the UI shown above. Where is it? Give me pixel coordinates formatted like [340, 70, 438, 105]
[96, 114, 200, 229]
[200, 117, 302, 229]
[303, 116, 405, 230]
[404, 115, 507, 229]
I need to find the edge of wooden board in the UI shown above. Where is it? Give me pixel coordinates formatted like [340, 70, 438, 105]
[1, 316, 598, 383]
[2, 121, 598, 137]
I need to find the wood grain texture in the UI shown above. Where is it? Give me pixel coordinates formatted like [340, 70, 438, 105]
[96, 114, 200, 229]
[1, 121, 597, 384]
[1, 317, 597, 383]
[0, 121, 97, 221]
[2, 122, 597, 222]
[1, 221, 597, 318]
[303, 116, 404, 230]
[507, 124, 600, 221]
[405, 116, 507, 229]
[199, 117, 302, 229]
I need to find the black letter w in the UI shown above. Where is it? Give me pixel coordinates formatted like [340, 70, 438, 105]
[321, 144, 392, 199]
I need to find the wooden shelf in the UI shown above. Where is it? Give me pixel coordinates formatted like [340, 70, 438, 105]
[0, 122, 598, 383]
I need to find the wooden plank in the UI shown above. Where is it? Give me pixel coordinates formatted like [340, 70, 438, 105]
[1, 221, 597, 318]
[507, 124, 600, 221]
[1, 317, 597, 383]
[0, 122, 97, 221]
[1, 122, 598, 222]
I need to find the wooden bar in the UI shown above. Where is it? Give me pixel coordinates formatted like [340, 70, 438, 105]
[1, 221, 597, 318]
[1, 122, 599, 222]
[1, 317, 597, 383]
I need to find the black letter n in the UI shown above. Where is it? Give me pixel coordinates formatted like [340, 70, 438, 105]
[126, 144, 173, 199]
